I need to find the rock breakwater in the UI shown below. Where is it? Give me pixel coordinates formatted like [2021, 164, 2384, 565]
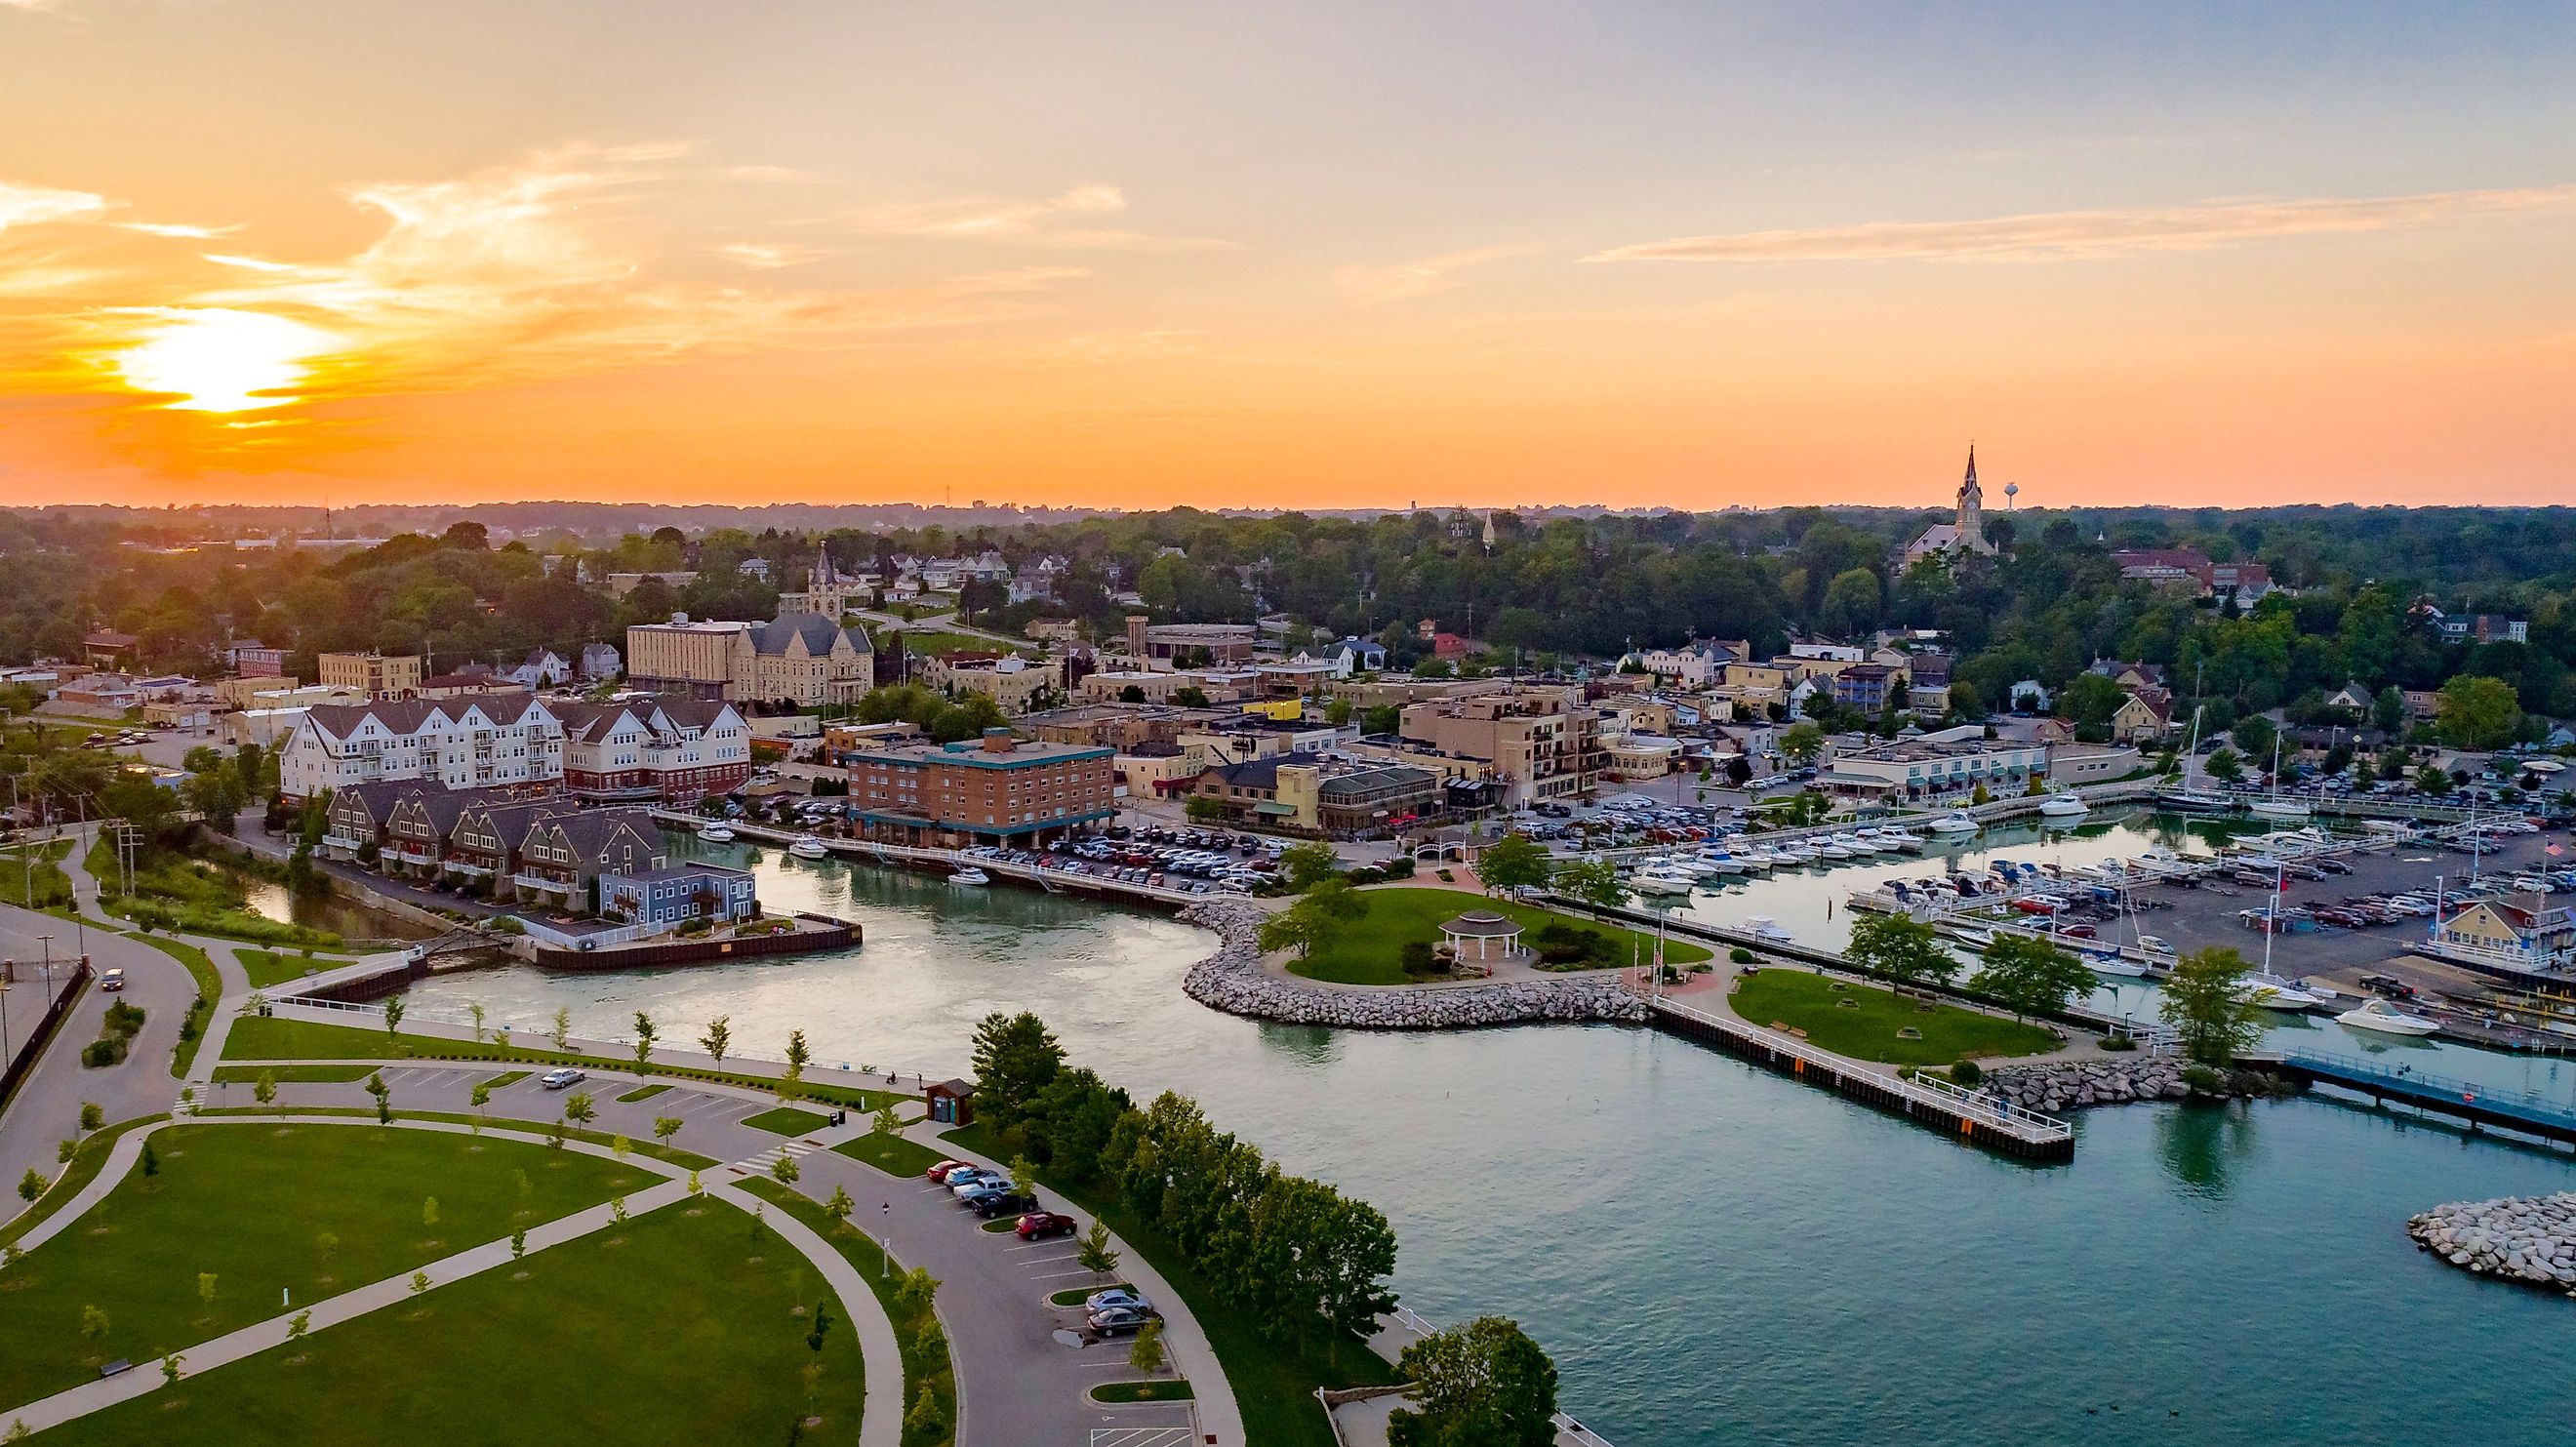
[2408, 1192, 2576, 1295]
[1177, 899, 1648, 1029]
[1985, 1057, 2274, 1110]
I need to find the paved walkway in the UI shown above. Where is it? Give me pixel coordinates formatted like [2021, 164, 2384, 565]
[0, 1114, 903, 1446]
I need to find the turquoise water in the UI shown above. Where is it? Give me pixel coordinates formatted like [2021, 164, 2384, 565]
[400, 833, 2576, 1445]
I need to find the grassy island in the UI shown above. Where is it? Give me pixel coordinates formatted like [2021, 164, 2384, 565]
[1285, 887, 1708, 986]
[1726, 968, 2059, 1066]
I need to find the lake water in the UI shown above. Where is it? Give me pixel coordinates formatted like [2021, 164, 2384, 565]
[399, 829, 2576, 1445]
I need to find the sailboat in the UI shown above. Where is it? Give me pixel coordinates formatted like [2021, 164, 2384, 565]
[2157, 703, 2233, 813]
[2245, 855, 2323, 1009]
[2247, 734, 2312, 820]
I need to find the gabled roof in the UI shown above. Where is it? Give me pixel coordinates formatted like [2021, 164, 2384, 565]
[748, 614, 872, 658]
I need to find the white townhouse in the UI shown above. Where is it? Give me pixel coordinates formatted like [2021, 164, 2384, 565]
[555, 697, 753, 802]
[279, 692, 565, 803]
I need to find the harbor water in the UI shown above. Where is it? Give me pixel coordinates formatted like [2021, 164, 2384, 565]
[397, 828, 2576, 1446]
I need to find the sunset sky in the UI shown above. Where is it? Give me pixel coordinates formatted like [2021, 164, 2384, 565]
[3, 1, 2573, 511]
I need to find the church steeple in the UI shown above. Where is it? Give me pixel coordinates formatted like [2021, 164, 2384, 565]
[1955, 444, 1987, 550]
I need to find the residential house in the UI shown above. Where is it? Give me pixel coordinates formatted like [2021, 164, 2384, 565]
[279, 693, 565, 802]
[511, 808, 667, 910]
[2109, 687, 2176, 744]
[555, 697, 753, 802]
[82, 631, 140, 668]
[501, 648, 572, 689]
[578, 642, 623, 682]
[1831, 663, 1906, 718]
[596, 863, 759, 928]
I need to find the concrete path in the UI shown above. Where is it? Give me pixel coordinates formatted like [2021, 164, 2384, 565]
[0, 902, 190, 1221]
[1, 1114, 903, 1447]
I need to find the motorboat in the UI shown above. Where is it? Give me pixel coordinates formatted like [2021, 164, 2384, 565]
[2336, 998, 2442, 1036]
[1775, 843, 1818, 864]
[2037, 793, 2090, 821]
[1927, 811, 1981, 834]
[2080, 950, 2147, 979]
[1694, 851, 1748, 876]
[2246, 973, 2328, 1011]
[787, 835, 829, 859]
[949, 866, 992, 887]
[1742, 916, 1795, 944]
[1815, 838, 1857, 860]
[1631, 866, 1698, 897]
[1950, 926, 1997, 950]
[697, 824, 737, 843]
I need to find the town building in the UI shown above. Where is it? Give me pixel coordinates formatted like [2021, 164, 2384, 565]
[279, 692, 564, 802]
[1626, 640, 1740, 689]
[597, 863, 760, 929]
[778, 542, 871, 618]
[1900, 448, 2000, 566]
[316, 652, 424, 700]
[1821, 727, 2047, 806]
[579, 642, 623, 682]
[1395, 686, 1603, 805]
[82, 631, 140, 668]
[512, 808, 669, 910]
[2428, 899, 2576, 974]
[916, 653, 1064, 713]
[554, 696, 753, 802]
[624, 613, 873, 707]
[1188, 756, 1440, 833]
[844, 731, 1115, 847]
[501, 649, 572, 689]
[1121, 617, 1258, 666]
[226, 641, 289, 677]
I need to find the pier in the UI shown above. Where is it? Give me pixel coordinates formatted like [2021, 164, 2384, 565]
[1647, 995, 2074, 1160]
[2255, 1050, 2576, 1147]
[651, 810, 1211, 911]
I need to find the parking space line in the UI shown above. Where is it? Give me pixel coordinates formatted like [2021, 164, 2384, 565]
[1033, 1267, 1102, 1279]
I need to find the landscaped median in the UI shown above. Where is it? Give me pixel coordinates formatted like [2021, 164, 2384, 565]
[218, 1015, 911, 1109]
[1283, 887, 1709, 986]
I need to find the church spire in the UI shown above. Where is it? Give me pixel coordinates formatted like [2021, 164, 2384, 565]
[1963, 443, 1978, 489]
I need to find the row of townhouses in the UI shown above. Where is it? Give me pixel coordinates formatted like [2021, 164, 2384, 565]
[279, 692, 752, 805]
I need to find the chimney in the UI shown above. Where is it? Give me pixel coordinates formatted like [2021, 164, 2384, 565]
[981, 727, 1016, 754]
[1125, 614, 1149, 662]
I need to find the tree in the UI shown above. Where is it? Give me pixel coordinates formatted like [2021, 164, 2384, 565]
[905, 1384, 946, 1440]
[1844, 912, 1957, 988]
[161, 1353, 184, 1387]
[468, 1081, 491, 1122]
[655, 1114, 684, 1143]
[1474, 834, 1549, 896]
[783, 1029, 812, 1092]
[77, 1101, 102, 1134]
[422, 1196, 439, 1227]
[824, 1184, 855, 1230]
[1258, 878, 1367, 959]
[1553, 857, 1626, 910]
[699, 1015, 731, 1068]
[893, 1266, 941, 1318]
[382, 998, 405, 1043]
[1387, 1316, 1559, 1447]
[1128, 1317, 1166, 1375]
[1277, 841, 1340, 892]
[871, 1100, 902, 1137]
[255, 1071, 278, 1108]
[286, 1309, 310, 1347]
[770, 1151, 801, 1186]
[2059, 673, 2127, 729]
[365, 1071, 392, 1124]
[1185, 794, 1228, 823]
[2231, 713, 2278, 768]
[2417, 765, 2453, 795]
[196, 1272, 218, 1314]
[631, 1012, 658, 1076]
[1778, 720, 1826, 765]
[467, 1002, 487, 1044]
[2436, 674, 2521, 750]
[2159, 946, 2267, 1066]
[562, 1090, 596, 1132]
[970, 1012, 1066, 1126]
[80, 1305, 108, 1354]
[2371, 685, 2406, 736]
[141, 1142, 158, 1177]
[1361, 704, 1401, 736]
[1968, 935, 2095, 1021]
[550, 1006, 573, 1053]
[1076, 1219, 1121, 1280]
[2204, 746, 2243, 784]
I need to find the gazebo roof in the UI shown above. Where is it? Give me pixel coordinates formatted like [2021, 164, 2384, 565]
[1440, 910, 1521, 939]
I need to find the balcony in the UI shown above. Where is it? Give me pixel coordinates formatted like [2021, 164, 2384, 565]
[382, 844, 436, 865]
[512, 871, 576, 894]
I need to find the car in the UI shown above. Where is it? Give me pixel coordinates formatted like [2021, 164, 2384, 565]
[98, 967, 126, 991]
[933, 1164, 990, 1186]
[973, 1191, 1038, 1219]
[1085, 1287, 1151, 1313]
[1017, 1211, 1078, 1239]
[947, 1172, 1004, 1198]
[539, 1067, 586, 1090]
[1086, 1306, 1158, 1337]
[924, 1159, 968, 1183]
[954, 1184, 1009, 1209]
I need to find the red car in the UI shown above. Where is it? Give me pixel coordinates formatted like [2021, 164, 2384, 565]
[925, 1159, 967, 1183]
[1017, 1211, 1077, 1240]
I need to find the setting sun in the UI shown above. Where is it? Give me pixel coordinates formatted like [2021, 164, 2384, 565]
[112, 307, 340, 413]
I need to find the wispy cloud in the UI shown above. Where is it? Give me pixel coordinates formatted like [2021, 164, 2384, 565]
[849, 184, 1233, 252]
[119, 221, 243, 239]
[716, 240, 831, 269]
[0, 180, 107, 232]
[1334, 245, 1536, 305]
[1587, 184, 2576, 263]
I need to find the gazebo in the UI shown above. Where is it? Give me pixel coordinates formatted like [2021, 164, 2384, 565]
[1438, 909, 1524, 963]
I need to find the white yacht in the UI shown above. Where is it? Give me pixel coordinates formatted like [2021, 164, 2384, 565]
[1927, 811, 1981, 834]
[1694, 851, 1748, 876]
[1775, 842, 1818, 864]
[949, 865, 992, 887]
[1815, 838, 1858, 860]
[1742, 916, 1795, 944]
[786, 835, 829, 859]
[2336, 998, 2441, 1036]
[2037, 793, 2090, 821]
[697, 824, 737, 843]
[2246, 973, 2328, 1011]
[1631, 865, 1698, 896]
[1882, 829, 1927, 853]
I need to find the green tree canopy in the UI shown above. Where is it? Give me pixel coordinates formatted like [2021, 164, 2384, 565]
[1473, 834, 1550, 896]
[2158, 946, 2267, 1065]
[1967, 935, 2096, 1021]
[1388, 1316, 1560, 1447]
[1844, 912, 1958, 987]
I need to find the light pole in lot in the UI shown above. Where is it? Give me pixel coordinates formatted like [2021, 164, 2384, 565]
[36, 934, 52, 995]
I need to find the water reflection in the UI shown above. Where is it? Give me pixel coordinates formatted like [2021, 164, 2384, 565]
[2154, 1100, 2259, 1199]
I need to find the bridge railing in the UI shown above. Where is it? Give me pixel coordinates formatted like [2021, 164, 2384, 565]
[2283, 1050, 2576, 1121]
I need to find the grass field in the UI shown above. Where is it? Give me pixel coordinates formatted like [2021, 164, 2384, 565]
[236, 949, 345, 989]
[124, 933, 220, 1077]
[743, 1105, 831, 1136]
[0, 836, 73, 909]
[0, 1123, 640, 1412]
[1726, 968, 2061, 1066]
[742, 1178, 952, 1447]
[944, 1122, 1400, 1447]
[832, 1130, 946, 1179]
[210, 1064, 381, 1083]
[615, 1082, 670, 1103]
[0, 1115, 167, 1252]
[219, 1018, 909, 1107]
[1287, 887, 1710, 986]
[39, 1199, 868, 1447]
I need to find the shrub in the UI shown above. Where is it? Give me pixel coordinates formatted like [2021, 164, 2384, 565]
[2099, 1033, 2138, 1052]
[81, 1037, 129, 1068]
[2180, 1064, 2227, 1095]
[1950, 1058, 1984, 1086]
[102, 1001, 147, 1038]
[1729, 946, 1755, 964]
[1398, 941, 1440, 976]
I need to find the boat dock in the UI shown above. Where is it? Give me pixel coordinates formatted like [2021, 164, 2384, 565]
[650, 811, 1211, 911]
[1647, 995, 2075, 1160]
[2255, 1049, 2576, 1146]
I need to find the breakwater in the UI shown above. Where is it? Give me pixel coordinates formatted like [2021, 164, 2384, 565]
[1985, 1057, 2276, 1110]
[1177, 898, 1648, 1029]
[2408, 1192, 2576, 1295]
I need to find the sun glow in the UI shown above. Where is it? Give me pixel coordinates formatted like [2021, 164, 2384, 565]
[113, 307, 340, 412]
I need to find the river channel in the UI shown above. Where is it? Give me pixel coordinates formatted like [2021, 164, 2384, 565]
[398, 820, 2576, 1445]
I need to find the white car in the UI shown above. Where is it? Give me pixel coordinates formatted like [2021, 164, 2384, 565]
[540, 1067, 586, 1090]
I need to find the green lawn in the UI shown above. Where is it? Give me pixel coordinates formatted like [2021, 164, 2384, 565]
[0, 1115, 167, 1251]
[0, 836, 73, 909]
[742, 1178, 954, 1447]
[1092, 1379, 1195, 1402]
[40, 1199, 868, 1447]
[0, 1123, 642, 1412]
[125, 933, 220, 1077]
[89, 840, 343, 950]
[833, 1130, 946, 1179]
[944, 1122, 1401, 1447]
[615, 1082, 671, 1103]
[236, 948, 346, 989]
[211, 1064, 381, 1083]
[1288, 887, 1709, 986]
[219, 1017, 910, 1107]
[1726, 968, 2061, 1066]
[744, 1105, 832, 1136]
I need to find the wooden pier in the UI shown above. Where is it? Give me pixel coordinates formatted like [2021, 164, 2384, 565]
[1647, 995, 2075, 1160]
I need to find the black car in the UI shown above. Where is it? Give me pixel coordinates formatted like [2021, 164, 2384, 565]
[972, 1191, 1039, 1219]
